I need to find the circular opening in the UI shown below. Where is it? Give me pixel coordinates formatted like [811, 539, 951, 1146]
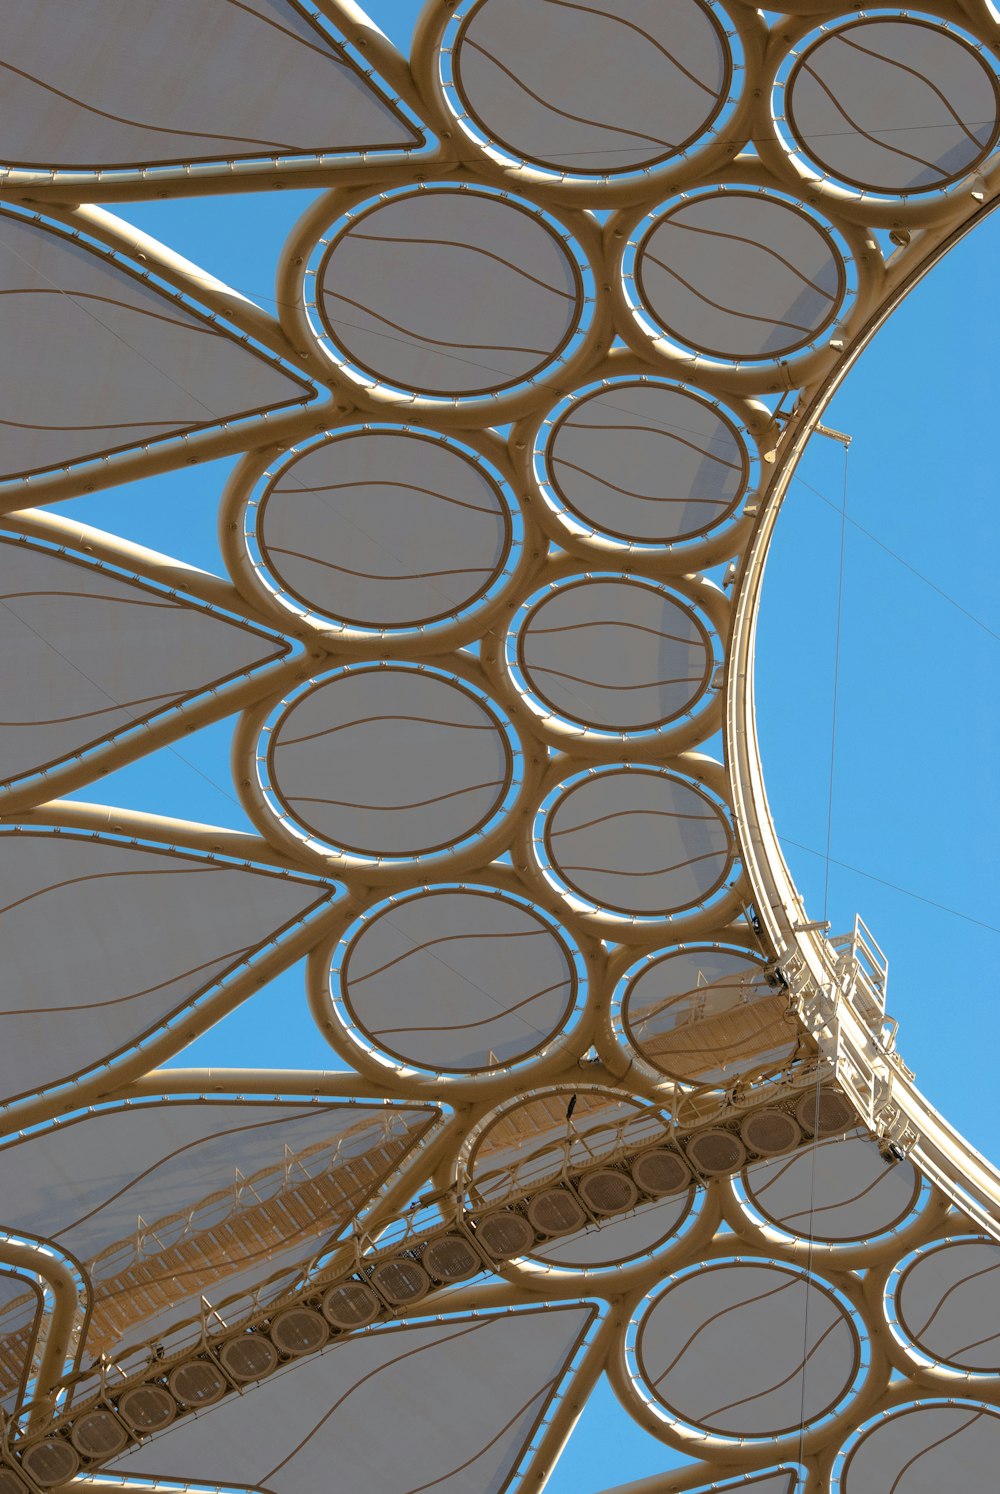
[894, 1238, 1000, 1373]
[444, 0, 735, 179]
[259, 663, 520, 866]
[536, 378, 754, 550]
[783, 17, 1000, 197]
[632, 1260, 863, 1440]
[245, 427, 519, 638]
[310, 185, 588, 401]
[741, 1130, 923, 1245]
[467, 1088, 668, 1206]
[837, 1400, 1000, 1490]
[506, 574, 716, 739]
[618, 945, 796, 1086]
[535, 765, 736, 921]
[629, 188, 848, 363]
[334, 884, 580, 1075]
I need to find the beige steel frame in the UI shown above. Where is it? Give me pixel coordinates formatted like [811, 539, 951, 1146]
[0, 3, 999, 1492]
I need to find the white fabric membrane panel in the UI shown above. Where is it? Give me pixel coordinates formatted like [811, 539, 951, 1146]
[0, 213, 311, 479]
[2, 5, 998, 1488]
[621, 946, 797, 1084]
[0, 540, 287, 790]
[0, 1270, 41, 1414]
[539, 767, 734, 917]
[449, 0, 731, 174]
[539, 380, 751, 545]
[840, 1402, 1000, 1492]
[634, 191, 845, 361]
[315, 188, 583, 396]
[683, 1476, 798, 1494]
[510, 576, 713, 734]
[109, 1305, 596, 1494]
[0, 0, 421, 170]
[468, 1090, 667, 1206]
[635, 1262, 859, 1438]
[785, 18, 999, 195]
[263, 666, 516, 859]
[249, 429, 515, 631]
[335, 886, 578, 1072]
[0, 1101, 427, 1259]
[529, 1191, 692, 1269]
[742, 1129, 922, 1244]
[0, 1101, 435, 1363]
[895, 1238, 1000, 1372]
[100, 1233, 327, 1371]
[0, 830, 331, 1102]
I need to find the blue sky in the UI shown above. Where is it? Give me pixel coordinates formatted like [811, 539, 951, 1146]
[45, 2, 998, 1487]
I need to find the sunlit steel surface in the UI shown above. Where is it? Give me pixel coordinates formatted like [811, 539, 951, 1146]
[0, 3, 998, 1491]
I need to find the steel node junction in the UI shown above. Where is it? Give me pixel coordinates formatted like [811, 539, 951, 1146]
[0, 3, 997, 1492]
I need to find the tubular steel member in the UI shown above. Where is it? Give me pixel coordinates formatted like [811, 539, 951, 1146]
[724, 175, 1000, 1239]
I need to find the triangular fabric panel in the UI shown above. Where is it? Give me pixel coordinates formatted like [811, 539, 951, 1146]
[0, 212, 313, 480]
[677, 1473, 799, 1494]
[599, 1474, 799, 1494]
[0, 0, 422, 172]
[0, 537, 289, 789]
[86, 1487, 258, 1494]
[0, 1099, 438, 1366]
[0, 829, 336, 1103]
[110, 1304, 597, 1493]
[0, 1268, 42, 1415]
